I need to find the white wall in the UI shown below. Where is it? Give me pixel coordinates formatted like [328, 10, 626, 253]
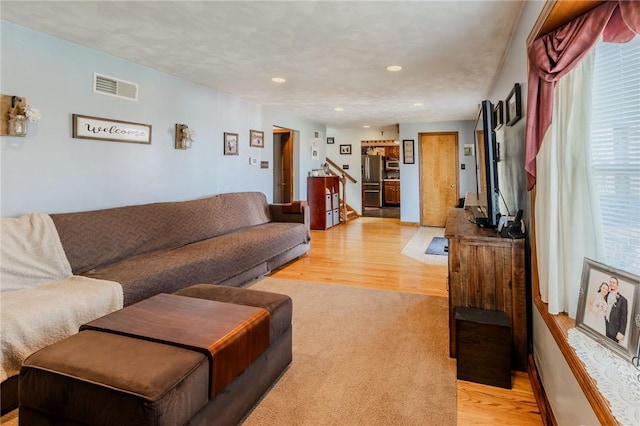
[0, 21, 325, 217]
[488, 1, 598, 423]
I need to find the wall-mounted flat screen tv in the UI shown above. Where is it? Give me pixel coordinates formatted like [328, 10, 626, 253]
[472, 100, 500, 228]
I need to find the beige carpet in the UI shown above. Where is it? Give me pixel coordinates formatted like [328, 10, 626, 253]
[401, 227, 448, 266]
[1, 278, 456, 426]
[243, 277, 456, 425]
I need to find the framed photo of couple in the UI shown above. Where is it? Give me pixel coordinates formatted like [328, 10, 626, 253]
[576, 258, 640, 361]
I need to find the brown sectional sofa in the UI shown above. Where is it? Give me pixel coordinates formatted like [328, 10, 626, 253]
[1, 191, 309, 414]
[50, 191, 310, 306]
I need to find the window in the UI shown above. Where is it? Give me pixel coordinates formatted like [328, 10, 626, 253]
[591, 37, 640, 276]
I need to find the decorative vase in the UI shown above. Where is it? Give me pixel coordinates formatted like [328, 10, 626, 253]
[8, 114, 27, 136]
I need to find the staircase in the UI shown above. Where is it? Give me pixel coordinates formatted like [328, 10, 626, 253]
[325, 157, 359, 223]
[339, 199, 358, 222]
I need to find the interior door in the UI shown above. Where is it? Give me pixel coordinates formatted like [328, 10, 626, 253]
[273, 127, 293, 203]
[419, 132, 459, 227]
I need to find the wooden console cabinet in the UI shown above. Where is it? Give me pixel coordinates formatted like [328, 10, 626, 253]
[444, 208, 527, 371]
[307, 176, 340, 230]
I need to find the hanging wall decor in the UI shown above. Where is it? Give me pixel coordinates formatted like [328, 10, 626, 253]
[505, 83, 522, 126]
[250, 129, 264, 147]
[72, 114, 151, 144]
[224, 132, 239, 155]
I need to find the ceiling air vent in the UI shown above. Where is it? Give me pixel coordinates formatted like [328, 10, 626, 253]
[93, 73, 138, 101]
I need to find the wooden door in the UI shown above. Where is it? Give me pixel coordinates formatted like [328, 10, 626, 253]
[273, 128, 293, 203]
[419, 132, 459, 227]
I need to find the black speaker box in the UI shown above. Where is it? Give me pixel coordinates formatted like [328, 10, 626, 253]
[455, 306, 512, 389]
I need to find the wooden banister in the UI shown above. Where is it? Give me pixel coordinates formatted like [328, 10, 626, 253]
[324, 157, 358, 223]
[325, 157, 357, 183]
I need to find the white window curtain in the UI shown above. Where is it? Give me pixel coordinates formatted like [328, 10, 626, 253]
[535, 50, 605, 317]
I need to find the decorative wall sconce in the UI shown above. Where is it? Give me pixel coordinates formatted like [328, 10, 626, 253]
[1, 94, 41, 137]
[175, 123, 197, 149]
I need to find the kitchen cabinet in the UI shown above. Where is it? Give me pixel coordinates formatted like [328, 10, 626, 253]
[383, 180, 400, 205]
[307, 176, 340, 230]
[385, 146, 400, 158]
[444, 208, 527, 371]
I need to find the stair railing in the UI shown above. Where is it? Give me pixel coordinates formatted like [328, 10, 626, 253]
[325, 157, 358, 222]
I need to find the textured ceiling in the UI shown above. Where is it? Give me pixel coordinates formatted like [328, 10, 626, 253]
[1, 1, 525, 129]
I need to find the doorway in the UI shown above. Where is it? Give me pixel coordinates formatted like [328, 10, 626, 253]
[273, 127, 295, 203]
[419, 132, 459, 227]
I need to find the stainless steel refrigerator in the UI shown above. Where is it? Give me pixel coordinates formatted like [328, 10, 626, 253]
[362, 155, 383, 207]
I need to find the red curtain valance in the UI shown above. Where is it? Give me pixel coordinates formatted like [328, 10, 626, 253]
[524, 0, 640, 190]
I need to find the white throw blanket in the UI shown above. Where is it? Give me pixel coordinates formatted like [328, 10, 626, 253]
[1, 213, 72, 291]
[0, 213, 123, 382]
[1, 276, 123, 381]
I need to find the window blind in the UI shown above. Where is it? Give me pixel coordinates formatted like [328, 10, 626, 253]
[591, 37, 640, 275]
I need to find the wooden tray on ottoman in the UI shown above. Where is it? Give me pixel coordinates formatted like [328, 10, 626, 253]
[81, 293, 270, 397]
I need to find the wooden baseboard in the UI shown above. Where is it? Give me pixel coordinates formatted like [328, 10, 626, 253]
[528, 354, 557, 426]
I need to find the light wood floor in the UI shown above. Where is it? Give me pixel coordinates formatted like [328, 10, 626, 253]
[271, 216, 542, 425]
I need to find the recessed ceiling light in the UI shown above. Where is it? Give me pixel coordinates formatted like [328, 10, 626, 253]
[413, 102, 424, 106]
[363, 125, 370, 128]
[386, 65, 402, 72]
[334, 107, 344, 111]
[271, 77, 286, 83]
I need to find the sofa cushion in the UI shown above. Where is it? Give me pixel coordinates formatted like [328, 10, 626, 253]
[85, 222, 309, 305]
[51, 192, 272, 274]
[20, 330, 210, 425]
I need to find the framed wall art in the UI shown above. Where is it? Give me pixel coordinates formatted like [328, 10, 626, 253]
[339, 144, 352, 155]
[494, 100, 504, 130]
[72, 114, 151, 144]
[505, 83, 522, 126]
[250, 129, 264, 148]
[576, 257, 640, 361]
[403, 139, 415, 164]
[224, 132, 239, 155]
[327, 137, 335, 144]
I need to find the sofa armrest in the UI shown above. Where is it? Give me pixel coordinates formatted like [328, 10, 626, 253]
[269, 201, 309, 227]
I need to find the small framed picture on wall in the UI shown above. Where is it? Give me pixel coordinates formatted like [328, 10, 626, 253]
[250, 129, 264, 148]
[403, 139, 415, 164]
[505, 83, 522, 126]
[224, 132, 239, 155]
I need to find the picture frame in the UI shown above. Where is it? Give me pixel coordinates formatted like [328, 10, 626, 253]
[403, 139, 415, 164]
[327, 137, 335, 144]
[576, 257, 640, 361]
[494, 100, 504, 130]
[249, 129, 264, 148]
[505, 83, 522, 126]
[224, 132, 239, 155]
[72, 114, 152, 144]
[339, 144, 351, 155]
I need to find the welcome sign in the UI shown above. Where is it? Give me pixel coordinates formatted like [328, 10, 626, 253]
[72, 114, 152, 144]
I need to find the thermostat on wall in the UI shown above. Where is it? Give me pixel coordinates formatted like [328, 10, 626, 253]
[249, 157, 258, 166]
